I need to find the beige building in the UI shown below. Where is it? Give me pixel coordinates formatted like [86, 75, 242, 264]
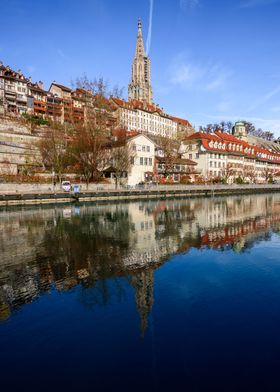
[112, 97, 192, 139]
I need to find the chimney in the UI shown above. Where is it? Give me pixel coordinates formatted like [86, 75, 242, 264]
[38, 80, 44, 89]
[28, 76, 32, 82]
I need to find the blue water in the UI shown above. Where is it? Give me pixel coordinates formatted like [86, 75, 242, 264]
[1, 195, 280, 391]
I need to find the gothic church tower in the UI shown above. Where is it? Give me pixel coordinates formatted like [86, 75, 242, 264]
[128, 19, 153, 104]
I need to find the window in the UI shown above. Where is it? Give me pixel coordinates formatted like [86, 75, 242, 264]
[149, 158, 152, 166]
[140, 157, 144, 165]
[130, 157, 134, 165]
[147, 145, 150, 152]
[142, 146, 146, 152]
[196, 153, 199, 159]
[189, 154, 192, 159]
[144, 157, 148, 165]
[132, 144, 136, 151]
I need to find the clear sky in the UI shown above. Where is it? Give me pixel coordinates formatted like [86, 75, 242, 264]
[1, 0, 280, 135]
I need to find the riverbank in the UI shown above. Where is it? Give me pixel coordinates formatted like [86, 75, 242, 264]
[1, 184, 280, 206]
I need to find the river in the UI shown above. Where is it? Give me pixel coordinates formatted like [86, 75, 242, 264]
[1, 194, 280, 391]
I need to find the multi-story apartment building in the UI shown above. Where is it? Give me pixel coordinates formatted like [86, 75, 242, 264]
[183, 122, 280, 183]
[111, 97, 192, 139]
[27, 81, 46, 116]
[0, 63, 29, 115]
[49, 82, 73, 123]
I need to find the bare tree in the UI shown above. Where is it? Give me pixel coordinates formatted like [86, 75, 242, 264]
[245, 122, 274, 141]
[110, 142, 134, 188]
[199, 121, 233, 134]
[69, 122, 110, 187]
[155, 136, 181, 177]
[244, 167, 257, 184]
[38, 124, 70, 183]
[67, 75, 121, 187]
[220, 163, 234, 184]
[262, 166, 274, 183]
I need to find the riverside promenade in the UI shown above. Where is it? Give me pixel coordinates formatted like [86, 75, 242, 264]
[0, 183, 280, 206]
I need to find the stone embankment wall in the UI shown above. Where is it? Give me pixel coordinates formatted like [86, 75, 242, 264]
[0, 116, 43, 174]
[0, 184, 280, 206]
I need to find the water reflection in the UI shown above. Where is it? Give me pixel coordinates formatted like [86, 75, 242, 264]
[1, 194, 280, 333]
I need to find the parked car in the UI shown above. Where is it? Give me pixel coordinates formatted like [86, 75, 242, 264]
[61, 181, 71, 192]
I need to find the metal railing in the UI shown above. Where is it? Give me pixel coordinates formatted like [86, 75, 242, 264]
[85, 183, 280, 193]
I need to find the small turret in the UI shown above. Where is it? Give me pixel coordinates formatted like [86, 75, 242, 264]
[233, 121, 247, 140]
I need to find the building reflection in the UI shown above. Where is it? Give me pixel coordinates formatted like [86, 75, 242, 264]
[0, 194, 280, 332]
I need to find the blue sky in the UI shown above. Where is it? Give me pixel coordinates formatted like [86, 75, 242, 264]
[1, 0, 280, 135]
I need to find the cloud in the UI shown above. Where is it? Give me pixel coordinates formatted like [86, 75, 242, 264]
[57, 48, 66, 59]
[240, 0, 279, 8]
[216, 101, 233, 112]
[248, 85, 280, 111]
[26, 65, 36, 75]
[271, 106, 280, 112]
[180, 0, 200, 11]
[146, 0, 154, 55]
[169, 54, 233, 92]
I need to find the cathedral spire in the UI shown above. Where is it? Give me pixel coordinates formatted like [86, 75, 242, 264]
[128, 19, 153, 104]
[138, 18, 142, 36]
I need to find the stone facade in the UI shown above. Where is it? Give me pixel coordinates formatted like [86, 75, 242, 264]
[128, 19, 153, 104]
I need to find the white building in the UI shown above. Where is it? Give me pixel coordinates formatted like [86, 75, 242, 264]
[112, 97, 192, 139]
[104, 133, 155, 186]
[183, 122, 280, 183]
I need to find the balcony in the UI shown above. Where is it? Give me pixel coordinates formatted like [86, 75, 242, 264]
[5, 85, 16, 92]
[34, 100, 46, 113]
[17, 94, 27, 103]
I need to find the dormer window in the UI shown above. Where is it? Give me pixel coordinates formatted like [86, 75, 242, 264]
[232, 144, 236, 151]
[214, 142, 218, 148]
[218, 143, 222, 149]
[229, 143, 232, 150]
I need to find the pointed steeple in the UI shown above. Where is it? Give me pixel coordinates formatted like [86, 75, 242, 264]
[128, 18, 153, 104]
[135, 18, 145, 58]
[138, 18, 142, 36]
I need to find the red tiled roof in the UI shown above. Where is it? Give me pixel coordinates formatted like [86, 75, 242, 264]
[111, 98, 191, 126]
[156, 156, 197, 166]
[186, 131, 280, 163]
[51, 83, 72, 92]
[186, 132, 221, 141]
[169, 116, 192, 127]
